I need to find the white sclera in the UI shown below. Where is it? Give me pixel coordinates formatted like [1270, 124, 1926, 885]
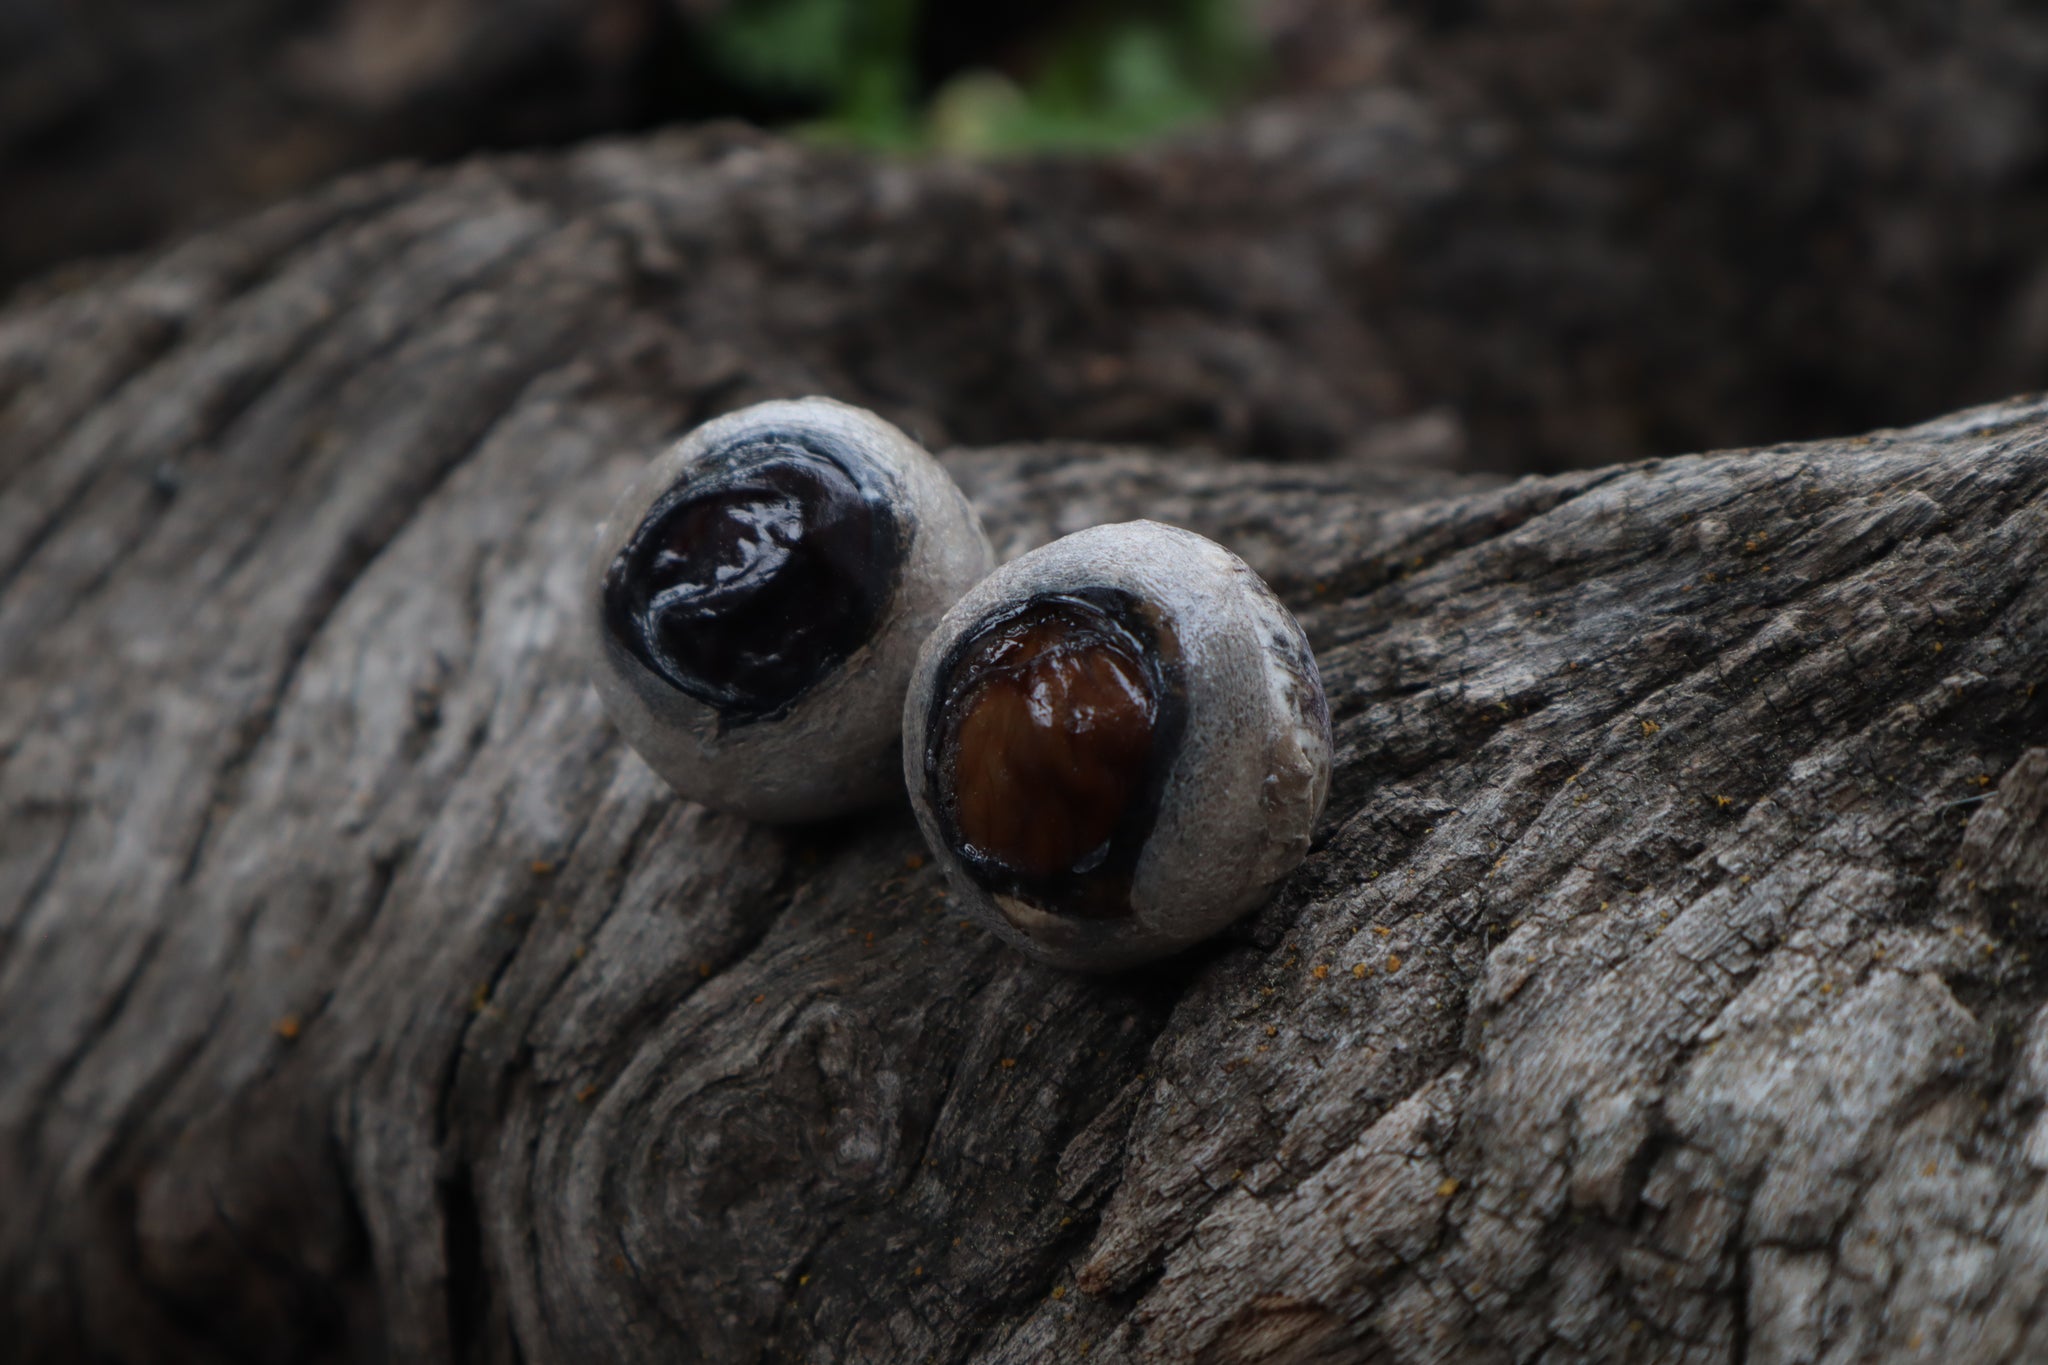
[585, 397, 993, 823]
[904, 520, 1333, 970]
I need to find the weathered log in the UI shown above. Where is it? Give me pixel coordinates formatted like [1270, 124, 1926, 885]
[3, 123, 2048, 1365]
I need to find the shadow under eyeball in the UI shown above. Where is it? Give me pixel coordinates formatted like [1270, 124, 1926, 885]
[923, 589, 1187, 922]
[601, 440, 901, 723]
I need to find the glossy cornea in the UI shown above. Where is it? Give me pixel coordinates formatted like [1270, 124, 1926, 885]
[586, 397, 993, 822]
[905, 520, 1333, 970]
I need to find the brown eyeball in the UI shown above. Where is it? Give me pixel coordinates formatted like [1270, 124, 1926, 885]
[904, 520, 1332, 970]
[585, 397, 993, 822]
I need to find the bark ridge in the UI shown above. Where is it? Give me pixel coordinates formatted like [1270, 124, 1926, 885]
[2, 128, 2048, 1365]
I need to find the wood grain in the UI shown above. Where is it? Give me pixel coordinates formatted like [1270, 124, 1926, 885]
[3, 124, 2047, 1365]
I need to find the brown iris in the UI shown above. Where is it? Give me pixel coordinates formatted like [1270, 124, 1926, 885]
[928, 593, 1179, 919]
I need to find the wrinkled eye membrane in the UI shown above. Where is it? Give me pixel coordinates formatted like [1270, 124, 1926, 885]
[924, 590, 1187, 921]
[904, 519, 1332, 969]
[586, 398, 995, 823]
[601, 440, 902, 722]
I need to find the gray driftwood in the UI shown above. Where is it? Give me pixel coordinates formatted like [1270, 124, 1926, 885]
[4, 127, 2048, 1365]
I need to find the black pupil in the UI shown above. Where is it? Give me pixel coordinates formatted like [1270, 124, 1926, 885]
[602, 445, 898, 721]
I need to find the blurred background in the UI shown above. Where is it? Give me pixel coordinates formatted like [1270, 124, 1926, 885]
[3, 0, 1268, 291]
[6, 0, 2048, 466]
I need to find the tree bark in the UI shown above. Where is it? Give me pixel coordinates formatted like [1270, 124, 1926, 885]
[3, 121, 2048, 1365]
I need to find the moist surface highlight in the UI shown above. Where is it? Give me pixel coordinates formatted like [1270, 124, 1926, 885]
[602, 440, 899, 721]
[928, 591, 1182, 920]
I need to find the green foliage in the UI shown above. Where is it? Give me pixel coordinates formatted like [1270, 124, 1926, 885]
[698, 0, 1260, 153]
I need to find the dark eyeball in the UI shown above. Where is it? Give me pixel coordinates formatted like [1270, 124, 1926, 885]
[586, 398, 992, 822]
[904, 520, 1332, 970]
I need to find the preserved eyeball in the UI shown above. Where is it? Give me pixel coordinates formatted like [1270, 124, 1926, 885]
[904, 520, 1332, 970]
[586, 397, 993, 822]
